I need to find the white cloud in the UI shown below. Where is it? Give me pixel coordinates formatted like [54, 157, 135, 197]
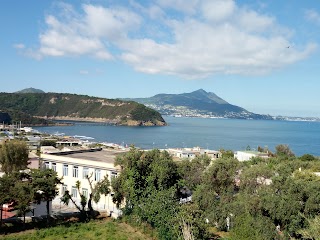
[37, 14, 112, 59]
[305, 9, 320, 25]
[83, 4, 141, 40]
[13, 43, 25, 49]
[201, 0, 236, 22]
[237, 9, 275, 32]
[28, 1, 316, 79]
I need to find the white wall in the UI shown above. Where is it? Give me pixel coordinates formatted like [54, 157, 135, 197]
[41, 153, 120, 216]
[234, 151, 268, 161]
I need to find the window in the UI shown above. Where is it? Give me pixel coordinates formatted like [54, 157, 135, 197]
[62, 184, 67, 195]
[83, 167, 89, 179]
[82, 188, 88, 200]
[45, 162, 50, 169]
[73, 166, 79, 178]
[111, 171, 118, 180]
[95, 169, 101, 181]
[71, 186, 77, 198]
[63, 164, 68, 176]
[51, 163, 57, 172]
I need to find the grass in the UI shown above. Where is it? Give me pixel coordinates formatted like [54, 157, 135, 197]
[0, 218, 155, 240]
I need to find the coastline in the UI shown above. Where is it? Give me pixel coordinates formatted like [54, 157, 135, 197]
[34, 116, 167, 127]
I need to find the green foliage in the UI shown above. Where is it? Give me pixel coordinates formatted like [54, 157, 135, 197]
[139, 187, 179, 239]
[0, 140, 29, 174]
[175, 203, 211, 240]
[219, 149, 234, 158]
[0, 219, 153, 240]
[11, 174, 34, 218]
[230, 213, 277, 240]
[202, 158, 239, 195]
[0, 111, 11, 124]
[93, 175, 111, 203]
[275, 144, 295, 159]
[0, 169, 61, 225]
[0, 93, 165, 125]
[177, 154, 211, 190]
[61, 174, 110, 221]
[113, 148, 208, 239]
[4, 108, 51, 125]
[112, 148, 180, 209]
[111, 147, 320, 239]
[129, 103, 164, 123]
[300, 153, 316, 161]
[298, 215, 320, 240]
[239, 163, 273, 193]
[0, 174, 16, 206]
[31, 169, 62, 217]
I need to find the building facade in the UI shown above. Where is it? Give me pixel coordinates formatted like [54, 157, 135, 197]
[41, 149, 122, 217]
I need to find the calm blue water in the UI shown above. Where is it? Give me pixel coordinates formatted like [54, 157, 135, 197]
[34, 116, 320, 156]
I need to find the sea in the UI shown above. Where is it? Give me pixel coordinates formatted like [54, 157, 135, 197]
[34, 116, 320, 156]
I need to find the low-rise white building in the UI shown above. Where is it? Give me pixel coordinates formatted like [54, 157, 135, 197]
[41, 148, 123, 217]
[169, 148, 197, 159]
[234, 151, 269, 161]
[168, 147, 221, 160]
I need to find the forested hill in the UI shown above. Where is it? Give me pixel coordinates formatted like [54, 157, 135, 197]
[0, 92, 166, 126]
[128, 89, 273, 120]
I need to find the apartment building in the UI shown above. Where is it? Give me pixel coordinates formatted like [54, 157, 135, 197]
[41, 148, 123, 217]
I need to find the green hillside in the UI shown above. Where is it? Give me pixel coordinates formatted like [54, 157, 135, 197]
[0, 109, 51, 125]
[0, 92, 166, 126]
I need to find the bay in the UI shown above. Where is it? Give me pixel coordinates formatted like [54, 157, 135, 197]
[34, 116, 320, 156]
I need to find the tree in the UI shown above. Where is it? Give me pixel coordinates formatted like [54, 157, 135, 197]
[275, 144, 295, 159]
[93, 175, 111, 202]
[9, 172, 34, 227]
[61, 174, 110, 221]
[239, 163, 273, 194]
[87, 173, 110, 216]
[175, 203, 211, 240]
[230, 213, 277, 240]
[298, 216, 320, 240]
[31, 169, 62, 223]
[202, 158, 239, 196]
[0, 174, 17, 225]
[112, 148, 184, 239]
[300, 154, 316, 162]
[112, 148, 180, 210]
[0, 140, 29, 174]
[219, 149, 234, 158]
[177, 154, 211, 190]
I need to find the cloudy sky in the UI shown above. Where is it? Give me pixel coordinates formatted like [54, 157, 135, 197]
[1, 0, 320, 117]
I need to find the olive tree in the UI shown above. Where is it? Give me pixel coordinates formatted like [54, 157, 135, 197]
[0, 140, 29, 174]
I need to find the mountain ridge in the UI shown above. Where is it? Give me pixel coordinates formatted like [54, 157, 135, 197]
[126, 89, 272, 120]
[0, 92, 166, 126]
[15, 87, 45, 93]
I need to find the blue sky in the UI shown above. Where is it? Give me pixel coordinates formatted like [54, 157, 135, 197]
[1, 0, 320, 117]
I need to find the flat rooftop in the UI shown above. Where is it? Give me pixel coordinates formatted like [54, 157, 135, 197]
[49, 148, 128, 164]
